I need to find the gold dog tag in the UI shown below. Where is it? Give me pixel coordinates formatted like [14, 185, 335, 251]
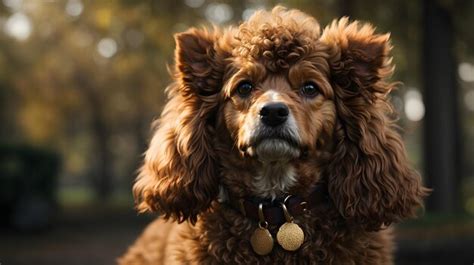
[276, 222, 304, 251]
[250, 203, 274, 255]
[276, 202, 304, 251]
[250, 226, 274, 255]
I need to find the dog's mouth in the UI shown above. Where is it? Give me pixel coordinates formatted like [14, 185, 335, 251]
[245, 132, 301, 162]
[252, 134, 299, 148]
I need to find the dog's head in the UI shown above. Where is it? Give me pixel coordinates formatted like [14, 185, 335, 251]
[134, 6, 427, 229]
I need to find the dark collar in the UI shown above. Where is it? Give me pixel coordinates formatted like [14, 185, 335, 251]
[225, 184, 329, 226]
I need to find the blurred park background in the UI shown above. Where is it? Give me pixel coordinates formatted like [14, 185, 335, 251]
[0, 0, 473, 264]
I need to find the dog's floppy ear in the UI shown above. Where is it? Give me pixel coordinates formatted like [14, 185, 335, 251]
[133, 28, 227, 224]
[321, 18, 428, 230]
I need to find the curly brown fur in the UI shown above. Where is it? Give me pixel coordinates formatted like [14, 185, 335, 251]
[120, 6, 428, 265]
[321, 18, 427, 231]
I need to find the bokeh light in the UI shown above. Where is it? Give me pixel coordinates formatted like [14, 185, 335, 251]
[3, 12, 32, 41]
[65, 0, 84, 17]
[205, 3, 233, 24]
[404, 89, 425, 122]
[97, 38, 118, 58]
[459, 62, 474, 82]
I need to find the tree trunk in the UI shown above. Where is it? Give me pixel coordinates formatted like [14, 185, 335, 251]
[75, 72, 114, 200]
[90, 102, 113, 200]
[422, 0, 461, 213]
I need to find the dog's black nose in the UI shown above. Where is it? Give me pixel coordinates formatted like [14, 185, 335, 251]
[260, 102, 289, 127]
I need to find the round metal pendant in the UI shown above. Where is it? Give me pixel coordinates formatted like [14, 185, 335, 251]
[250, 227, 274, 255]
[276, 222, 304, 251]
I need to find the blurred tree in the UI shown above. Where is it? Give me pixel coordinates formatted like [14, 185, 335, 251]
[0, 0, 173, 199]
[422, 0, 462, 213]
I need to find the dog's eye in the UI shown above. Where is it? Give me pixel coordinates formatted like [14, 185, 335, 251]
[236, 81, 253, 97]
[300, 82, 319, 97]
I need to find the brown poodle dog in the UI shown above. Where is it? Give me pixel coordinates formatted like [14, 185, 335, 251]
[119, 6, 428, 265]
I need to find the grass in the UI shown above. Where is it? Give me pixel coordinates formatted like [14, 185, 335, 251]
[58, 186, 135, 208]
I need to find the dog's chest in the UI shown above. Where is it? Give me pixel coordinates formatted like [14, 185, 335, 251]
[183, 209, 391, 265]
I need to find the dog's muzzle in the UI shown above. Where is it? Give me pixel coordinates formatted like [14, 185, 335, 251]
[247, 102, 301, 162]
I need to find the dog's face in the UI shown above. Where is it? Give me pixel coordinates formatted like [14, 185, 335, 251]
[215, 12, 338, 198]
[222, 63, 336, 164]
[220, 57, 337, 198]
[134, 6, 426, 228]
